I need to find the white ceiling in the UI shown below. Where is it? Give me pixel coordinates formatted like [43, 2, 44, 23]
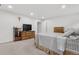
[0, 4, 79, 20]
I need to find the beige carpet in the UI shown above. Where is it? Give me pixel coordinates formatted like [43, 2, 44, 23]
[0, 39, 47, 55]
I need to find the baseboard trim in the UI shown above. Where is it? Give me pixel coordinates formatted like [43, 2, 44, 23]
[36, 44, 60, 55]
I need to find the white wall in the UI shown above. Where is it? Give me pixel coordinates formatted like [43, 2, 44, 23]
[0, 10, 38, 43]
[19, 16, 36, 31]
[1, 9, 79, 43]
[40, 14, 79, 33]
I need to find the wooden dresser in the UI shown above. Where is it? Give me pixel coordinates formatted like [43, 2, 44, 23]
[21, 31, 35, 40]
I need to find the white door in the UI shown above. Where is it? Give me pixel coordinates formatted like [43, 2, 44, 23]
[37, 22, 42, 33]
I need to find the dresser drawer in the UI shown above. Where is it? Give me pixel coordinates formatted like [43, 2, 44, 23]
[21, 31, 35, 40]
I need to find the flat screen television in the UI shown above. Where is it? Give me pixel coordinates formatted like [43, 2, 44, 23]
[23, 24, 32, 31]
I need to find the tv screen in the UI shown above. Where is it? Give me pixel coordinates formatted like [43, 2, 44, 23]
[23, 24, 32, 31]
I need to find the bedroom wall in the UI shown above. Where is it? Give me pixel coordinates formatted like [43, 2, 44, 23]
[41, 14, 79, 33]
[0, 10, 38, 43]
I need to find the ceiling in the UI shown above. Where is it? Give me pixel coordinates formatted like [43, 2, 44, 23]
[0, 4, 79, 20]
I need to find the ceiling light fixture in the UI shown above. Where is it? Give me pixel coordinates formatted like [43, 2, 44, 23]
[61, 5, 66, 9]
[30, 12, 34, 16]
[41, 16, 45, 19]
[8, 5, 13, 8]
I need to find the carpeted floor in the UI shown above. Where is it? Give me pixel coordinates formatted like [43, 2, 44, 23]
[0, 39, 47, 55]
